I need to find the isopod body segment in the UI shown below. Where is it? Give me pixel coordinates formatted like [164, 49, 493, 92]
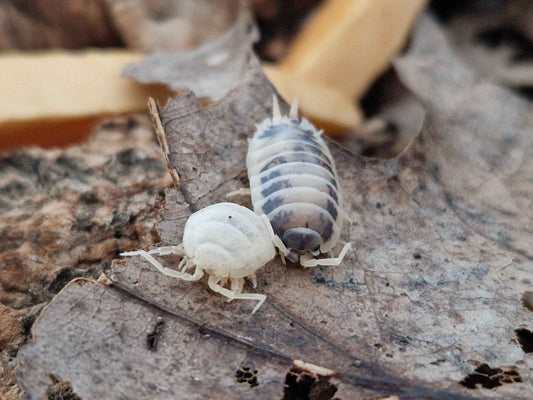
[121, 202, 276, 313]
[183, 202, 275, 277]
[246, 97, 351, 267]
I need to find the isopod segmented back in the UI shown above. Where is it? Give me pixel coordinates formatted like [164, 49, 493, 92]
[183, 202, 276, 278]
[246, 97, 350, 266]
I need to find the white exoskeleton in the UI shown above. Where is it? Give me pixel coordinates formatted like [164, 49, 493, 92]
[120, 203, 276, 314]
[244, 96, 352, 267]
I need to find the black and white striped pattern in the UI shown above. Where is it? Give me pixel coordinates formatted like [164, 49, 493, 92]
[246, 97, 349, 266]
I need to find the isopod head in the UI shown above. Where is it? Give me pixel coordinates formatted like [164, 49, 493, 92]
[282, 228, 321, 253]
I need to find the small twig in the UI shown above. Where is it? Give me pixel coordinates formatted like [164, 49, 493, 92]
[148, 97, 181, 188]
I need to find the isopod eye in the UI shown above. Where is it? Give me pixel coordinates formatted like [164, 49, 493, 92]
[282, 228, 321, 252]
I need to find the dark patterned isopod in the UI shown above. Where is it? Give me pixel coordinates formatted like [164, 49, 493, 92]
[246, 96, 351, 267]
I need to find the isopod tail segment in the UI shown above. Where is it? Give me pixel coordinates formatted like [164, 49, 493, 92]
[272, 95, 282, 123]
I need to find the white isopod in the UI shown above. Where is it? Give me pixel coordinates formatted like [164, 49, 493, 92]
[120, 202, 276, 313]
[245, 96, 351, 267]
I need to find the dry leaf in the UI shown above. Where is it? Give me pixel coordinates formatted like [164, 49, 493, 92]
[18, 279, 297, 399]
[16, 11, 533, 400]
[339, 68, 426, 158]
[123, 7, 258, 101]
[446, 0, 533, 89]
[0, 0, 120, 50]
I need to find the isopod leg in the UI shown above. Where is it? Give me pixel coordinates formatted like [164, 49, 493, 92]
[272, 235, 288, 265]
[125, 250, 204, 281]
[230, 277, 244, 294]
[208, 276, 266, 314]
[271, 234, 287, 254]
[260, 213, 288, 263]
[121, 244, 185, 257]
[146, 244, 185, 257]
[226, 187, 252, 198]
[301, 242, 353, 268]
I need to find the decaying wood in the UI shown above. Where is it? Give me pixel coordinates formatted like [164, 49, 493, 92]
[281, 0, 427, 100]
[262, 63, 364, 133]
[0, 0, 245, 152]
[0, 115, 171, 399]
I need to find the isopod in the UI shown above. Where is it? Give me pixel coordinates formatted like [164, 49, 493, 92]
[120, 202, 276, 313]
[245, 96, 351, 267]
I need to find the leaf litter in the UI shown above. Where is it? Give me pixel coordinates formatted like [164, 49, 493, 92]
[18, 9, 533, 400]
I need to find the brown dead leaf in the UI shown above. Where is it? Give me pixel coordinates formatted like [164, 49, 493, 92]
[18, 279, 295, 399]
[17, 10, 533, 400]
[445, 0, 533, 89]
[123, 5, 258, 101]
[341, 68, 426, 158]
[395, 15, 533, 259]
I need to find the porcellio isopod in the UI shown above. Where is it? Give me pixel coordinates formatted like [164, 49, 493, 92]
[120, 202, 276, 313]
[246, 96, 351, 267]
